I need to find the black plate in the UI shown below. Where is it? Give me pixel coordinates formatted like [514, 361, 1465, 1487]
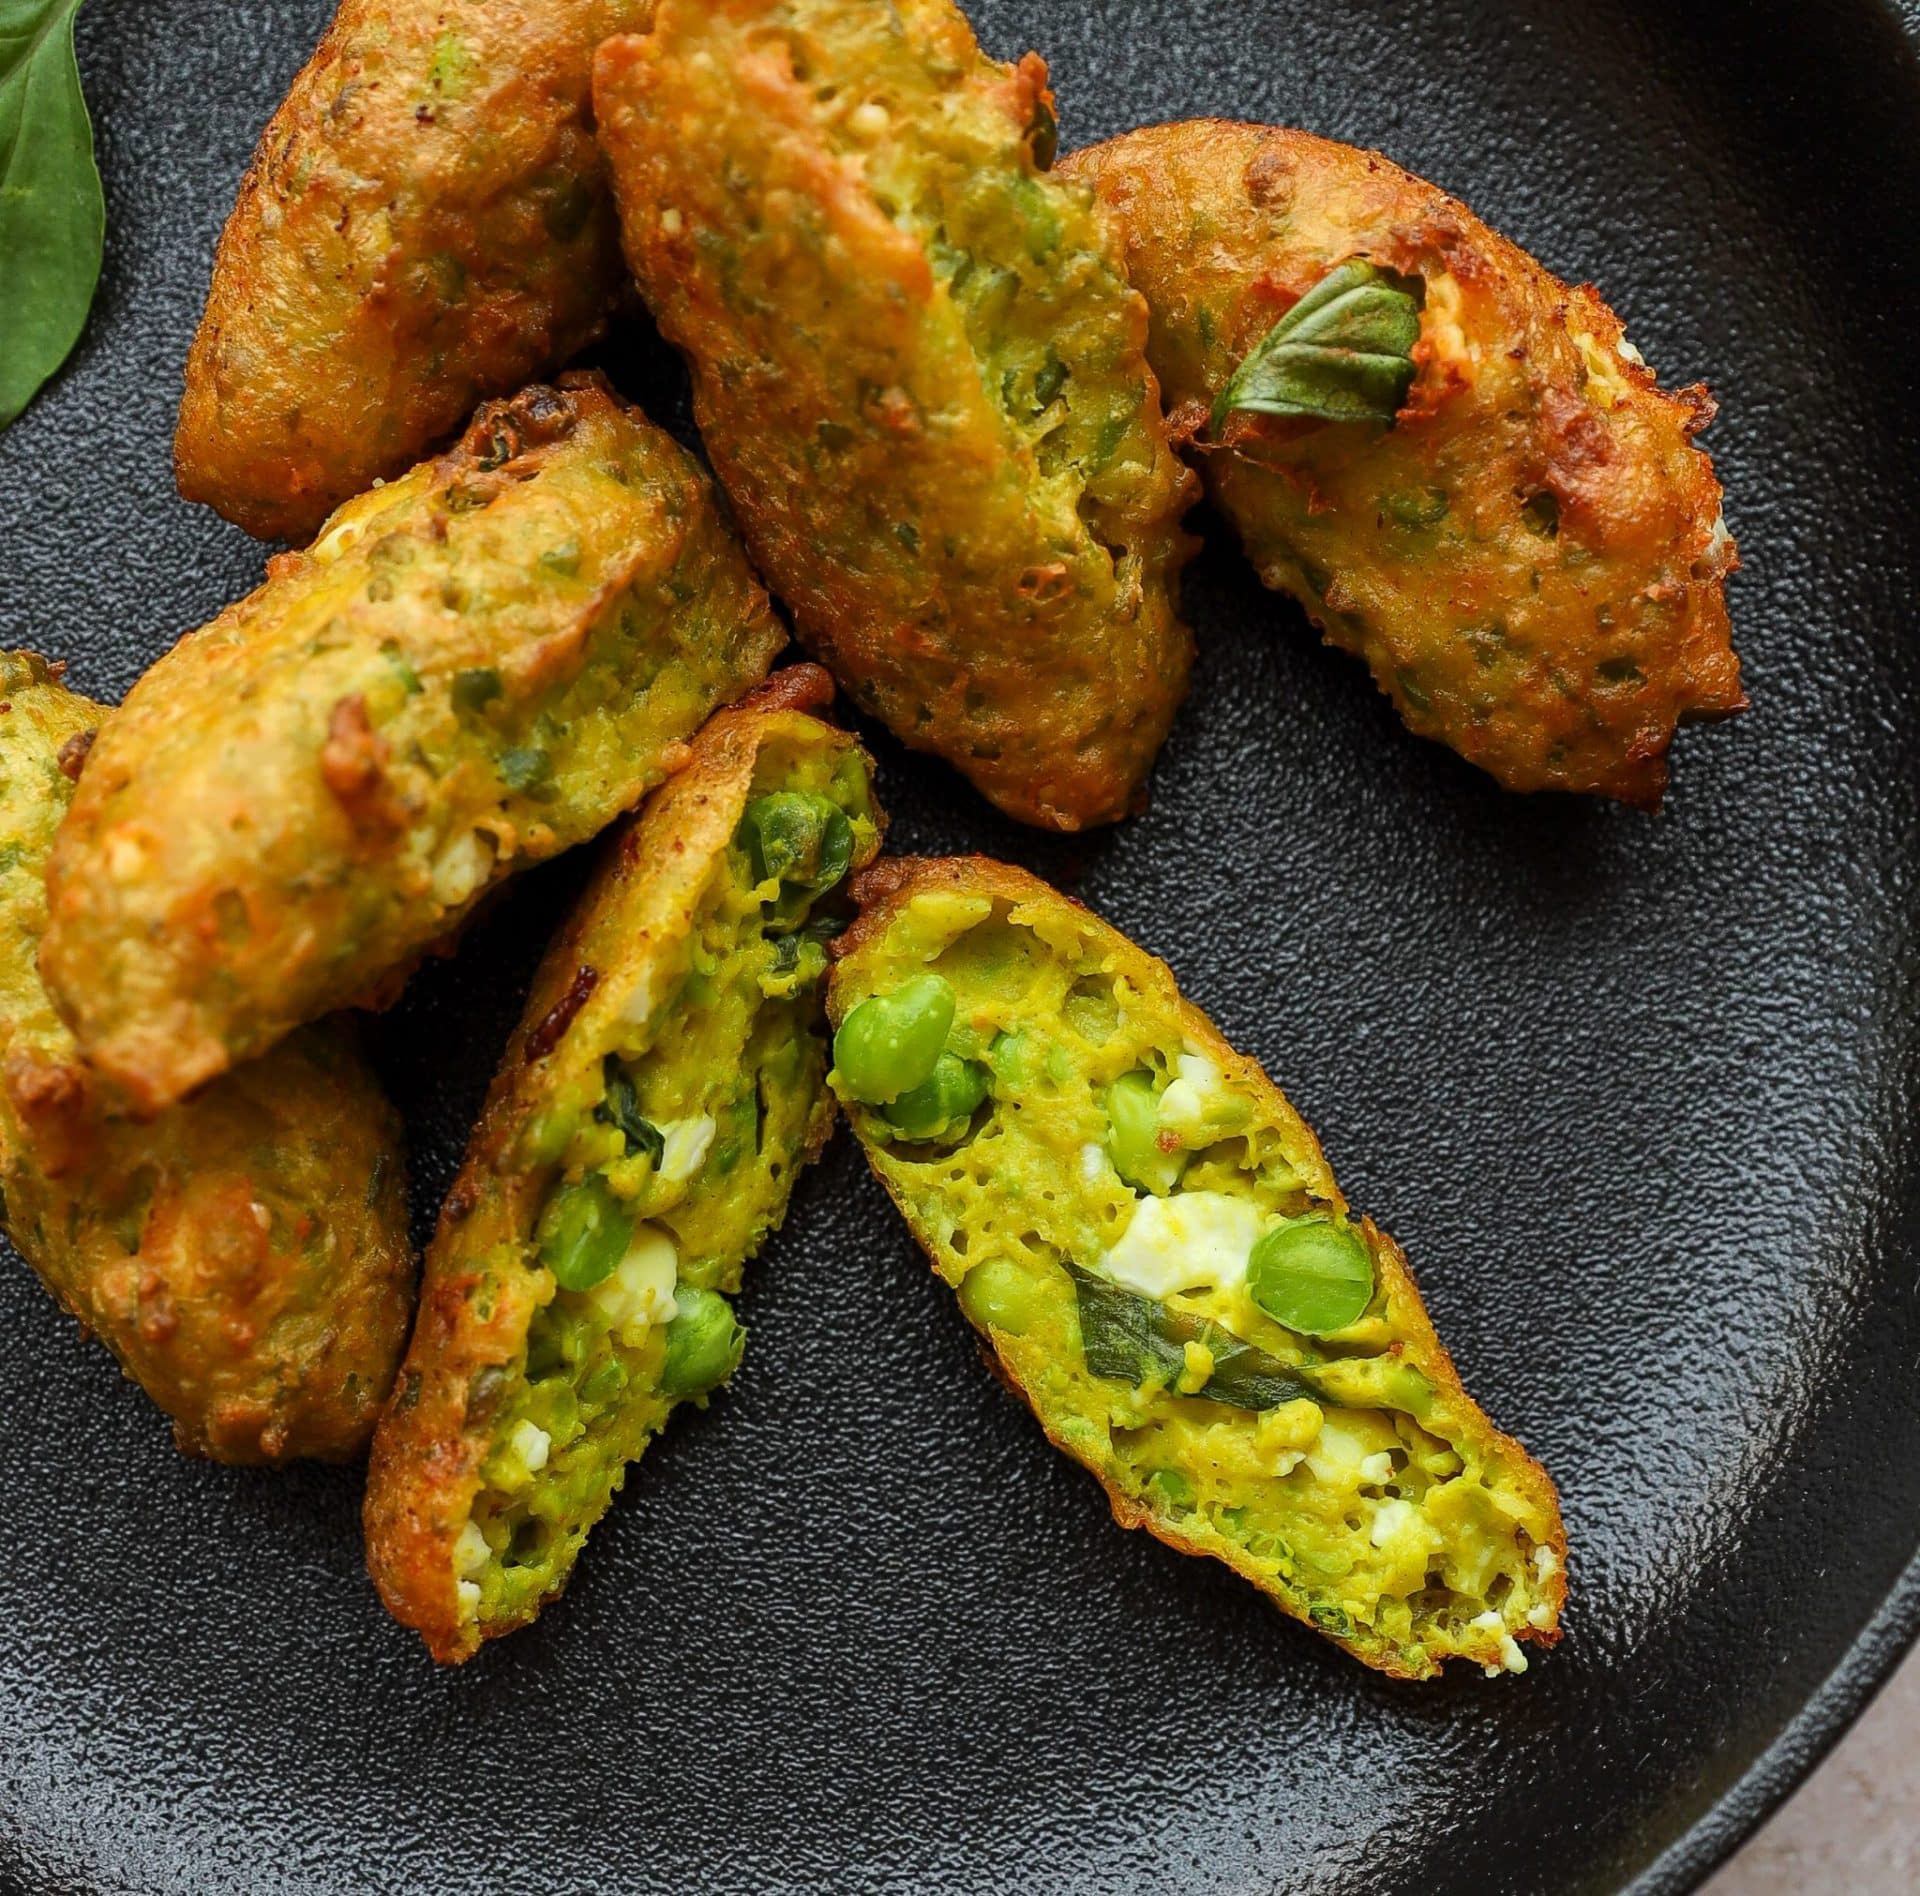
[2, 1, 1917, 1890]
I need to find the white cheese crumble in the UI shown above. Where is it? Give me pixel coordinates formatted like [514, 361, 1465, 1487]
[509, 1419, 550, 1474]
[616, 966, 656, 1028]
[1534, 1546, 1561, 1584]
[587, 1223, 679, 1340]
[1154, 1051, 1226, 1139]
[453, 1520, 491, 1578]
[1101, 1190, 1264, 1299]
[1369, 1497, 1419, 1548]
[657, 1114, 716, 1184]
[1527, 1601, 1555, 1630]
[455, 1579, 481, 1615]
[1470, 1608, 1528, 1677]
[1358, 1451, 1395, 1486]
[431, 828, 493, 907]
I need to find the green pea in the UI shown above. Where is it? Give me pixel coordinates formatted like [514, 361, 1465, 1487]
[1144, 1467, 1194, 1509]
[537, 1174, 635, 1293]
[1246, 1217, 1375, 1335]
[833, 974, 954, 1105]
[1106, 1070, 1185, 1195]
[661, 1288, 744, 1397]
[956, 1256, 1039, 1337]
[742, 792, 854, 894]
[883, 1052, 989, 1142]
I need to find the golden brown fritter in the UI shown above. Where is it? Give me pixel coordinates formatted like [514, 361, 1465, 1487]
[175, 0, 649, 543]
[0, 653, 413, 1464]
[1064, 121, 1743, 806]
[829, 855, 1565, 1678]
[366, 666, 881, 1661]
[593, 0, 1198, 832]
[44, 375, 784, 1115]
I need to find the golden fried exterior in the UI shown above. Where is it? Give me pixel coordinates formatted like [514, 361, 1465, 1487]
[176, 0, 649, 543]
[0, 653, 413, 1464]
[1064, 122, 1743, 806]
[43, 375, 785, 1116]
[593, 0, 1199, 831]
[366, 667, 880, 1660]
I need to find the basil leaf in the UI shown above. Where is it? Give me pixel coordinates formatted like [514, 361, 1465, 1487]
[1211, 258, 1424, 435]
[0, 0, 104, 431]
[1065, 1262, 1332, 1412]
[594, 1056, 664, 1165]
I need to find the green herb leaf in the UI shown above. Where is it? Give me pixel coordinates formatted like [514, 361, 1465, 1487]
[0, 0, 104, 432]
[1065, 1263, 1333, 1412]
[1211, 258, 1424, 435]
[594, 1056, 664, 1165]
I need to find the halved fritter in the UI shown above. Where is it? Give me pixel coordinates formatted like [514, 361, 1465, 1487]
[1064, 121, 1742, 806]
[43, 374, 784, 1114]
[365, 667, 881, 1662]
[829, 855, 1564, 1679]
[176, 0, 650, 542]
[593, 0, 1198, 831]
[0, 652, 413, 1464]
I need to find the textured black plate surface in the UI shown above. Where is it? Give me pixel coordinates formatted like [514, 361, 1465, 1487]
[2, 1, 1918, 1890]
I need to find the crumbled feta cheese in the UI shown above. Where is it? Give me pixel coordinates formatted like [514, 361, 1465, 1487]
[1470, 1608, 1528, 1676]
[455, 1579, 481, 1615]
[616, 966, 656, 1028]
[509, 1420, 550, 1474]
[1080, 1142, 1106, 1181]
[1155, 1052, 1226, 1139]
[1527, 1601, 1555, 1630]
[431, 828, 493, 907]
[1101, 1190, 1264, 1299]
[658, 1114, 716, 1184]
[1534, 1546, 1561, 1584]
[1616, 335, 1646, 367]
[1370, 1498, 1418, 1548]
[453, 1520, 491, 1578]
[1358, 1451, 1395, 1486]
[587, 1223, 679, 1339]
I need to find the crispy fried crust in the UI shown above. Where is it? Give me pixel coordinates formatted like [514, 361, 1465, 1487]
[833, 855, 1566, 1679]
[175, 0, 650, 542]
[1063, 122, 1742, 806]
[365, 665, 877, 1661]
[0, 653, 413, 1464]
[45, 375, 784, 1115]
[593, 1, 1198, 831]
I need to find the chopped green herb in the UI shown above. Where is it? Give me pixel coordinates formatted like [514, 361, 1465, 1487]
[1066, 1264, 1332, 1412]
[593, 1057, 664, 1164]
[451, 667, 503, 715]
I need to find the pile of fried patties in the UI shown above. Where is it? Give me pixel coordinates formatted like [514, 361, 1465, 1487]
[5, 0, 1743, 1678]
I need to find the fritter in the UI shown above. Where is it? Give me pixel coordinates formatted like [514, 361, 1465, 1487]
[43, 375, 785, 1116]
[0, 652, 413, 1464]
[593, 0, 1199, 832]
[829, 856, 1565, 1679]
[175, 0, 649, 543]
[1063, 121, 1742, 806]
[365, 666, 881, 1662]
